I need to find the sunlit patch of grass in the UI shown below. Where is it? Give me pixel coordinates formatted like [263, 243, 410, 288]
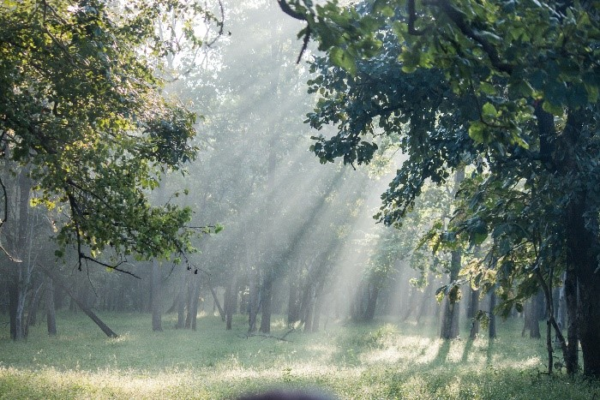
[1, 312, 599, 399]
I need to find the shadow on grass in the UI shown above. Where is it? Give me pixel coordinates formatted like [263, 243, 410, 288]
[461, 337, 475, 363]
[486, 338, 496, 366]
[433, 339, 451, 364]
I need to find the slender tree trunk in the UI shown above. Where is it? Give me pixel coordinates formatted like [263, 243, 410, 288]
[363, 283, 379, 322]
[530, 293, 542, 339]
[225, 274, 237, 330]
[185, 280, 193, 328]
[209, 283, 226, 322]
[174, 265, 186, 329]
[287, 278, 300, 326]
[259, 276, 273, 334]
[468, 288, 480, 339]
[46, 277, 57, 336]
[7, 273, 20, 340]
[191, 275, 201, 331]
[25, 280, 44, 335]
[566, 195, 599, 376]
[7, 169, 33, 341]
[42, 267, 117, 337]
[151, 259, 163, 332]
[248, 269, 260, 333]
[441, 249, 461, 339]
[564, 267, 579, 374]
[489, 289, 497, 339]
[302, 284, 314, 333]
[311, 280, 326, 332]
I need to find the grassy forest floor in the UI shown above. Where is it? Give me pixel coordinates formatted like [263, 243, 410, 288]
[0, 312, 598, 399]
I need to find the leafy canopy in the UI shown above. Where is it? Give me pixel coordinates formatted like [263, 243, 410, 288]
[284, 0, 600, 313]
[0, 0, 220, 269]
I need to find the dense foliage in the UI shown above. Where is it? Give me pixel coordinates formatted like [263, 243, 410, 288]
[0, 0, 218, 266]
[282, 0, 600, 376]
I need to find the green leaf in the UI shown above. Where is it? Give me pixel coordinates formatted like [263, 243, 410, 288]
[468, 121, 490, 143]
[482, 102, 498, 119]
[330, 47, 356, 75]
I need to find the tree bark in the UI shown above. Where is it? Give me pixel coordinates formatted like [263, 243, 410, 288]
[7, 169, 33, 341]
[530, 293, 542, 339]
[247, 269, 260, 333]
[46, 276, 57, 336]
[42, 267, 117, 338]
[209, 282, 226, 322]
[468, 288, 479, 339]
[441, 249, 461, 339]
[259, 276, 273, 334]
[489, 289, 497, 339]
[188, 274, 201, 331]
[25, 279, 44, 335]
[151, 259, 163, 332]
[564, 267, 579, 374]
[311, 279, 326, 332]
[363, 283, 379, 322]
[225, 274, 237, 330]
[176, 265, 186, 329]
[7, 273, 20, 340]
[287, 278, 300, 326]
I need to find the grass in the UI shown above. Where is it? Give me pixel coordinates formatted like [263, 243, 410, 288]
[0, 312, 598, 399]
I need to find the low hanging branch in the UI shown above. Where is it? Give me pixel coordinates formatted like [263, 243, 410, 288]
[277, 0, 311, 63]
[408, 0, 427, 36]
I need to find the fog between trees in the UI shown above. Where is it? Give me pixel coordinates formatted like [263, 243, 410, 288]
[1, 0, 599, 383]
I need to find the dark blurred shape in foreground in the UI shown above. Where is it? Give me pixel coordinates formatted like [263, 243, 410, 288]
[237, 389, 335, 400]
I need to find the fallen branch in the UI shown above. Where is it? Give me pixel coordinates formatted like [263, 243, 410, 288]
[39, 265, 119, 338]
[239, 328, 296, 342]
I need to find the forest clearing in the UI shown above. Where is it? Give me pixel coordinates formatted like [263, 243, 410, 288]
[3, 0, 600, 397]
[1, 312, 597, 399]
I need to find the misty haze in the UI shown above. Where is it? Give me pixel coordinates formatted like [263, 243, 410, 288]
[1, 0, 600, 399]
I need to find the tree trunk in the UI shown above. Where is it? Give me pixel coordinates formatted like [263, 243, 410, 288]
[489, 289, 497, 339]
[363, 283, 379, 322]
[46, 277, 57, 336]
[565, 195, 599, 376]
[25, 280, 44, 335]
[151, 259, 163, 332]
[259, 276, 273, 334]
[530, 293, 542, 339]
[7, 273, 21, 340]
[188, 274, 201, 331]
[468, 288, 480, 339]
[287, 278, 300, 326]
[225, 275, 237, 330]
[311, 279, 326, 332]
[441, 249, 461, 339]
[564, 267, 579, 374]
[247, 270, 260, 333]
[175, 266, 186, 329]
[209, 283, 226, 322]
[302, 283, 314, 333]
[42, 267, 117, 337]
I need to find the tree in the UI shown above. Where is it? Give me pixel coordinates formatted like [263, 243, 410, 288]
[282, 0, 600, 376]
[0, 0, 226, 264]
[1, 0, 221, 339]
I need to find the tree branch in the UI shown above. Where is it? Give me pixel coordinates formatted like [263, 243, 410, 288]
[438, 0, 513, 75]
[408, 0, 427, 36]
